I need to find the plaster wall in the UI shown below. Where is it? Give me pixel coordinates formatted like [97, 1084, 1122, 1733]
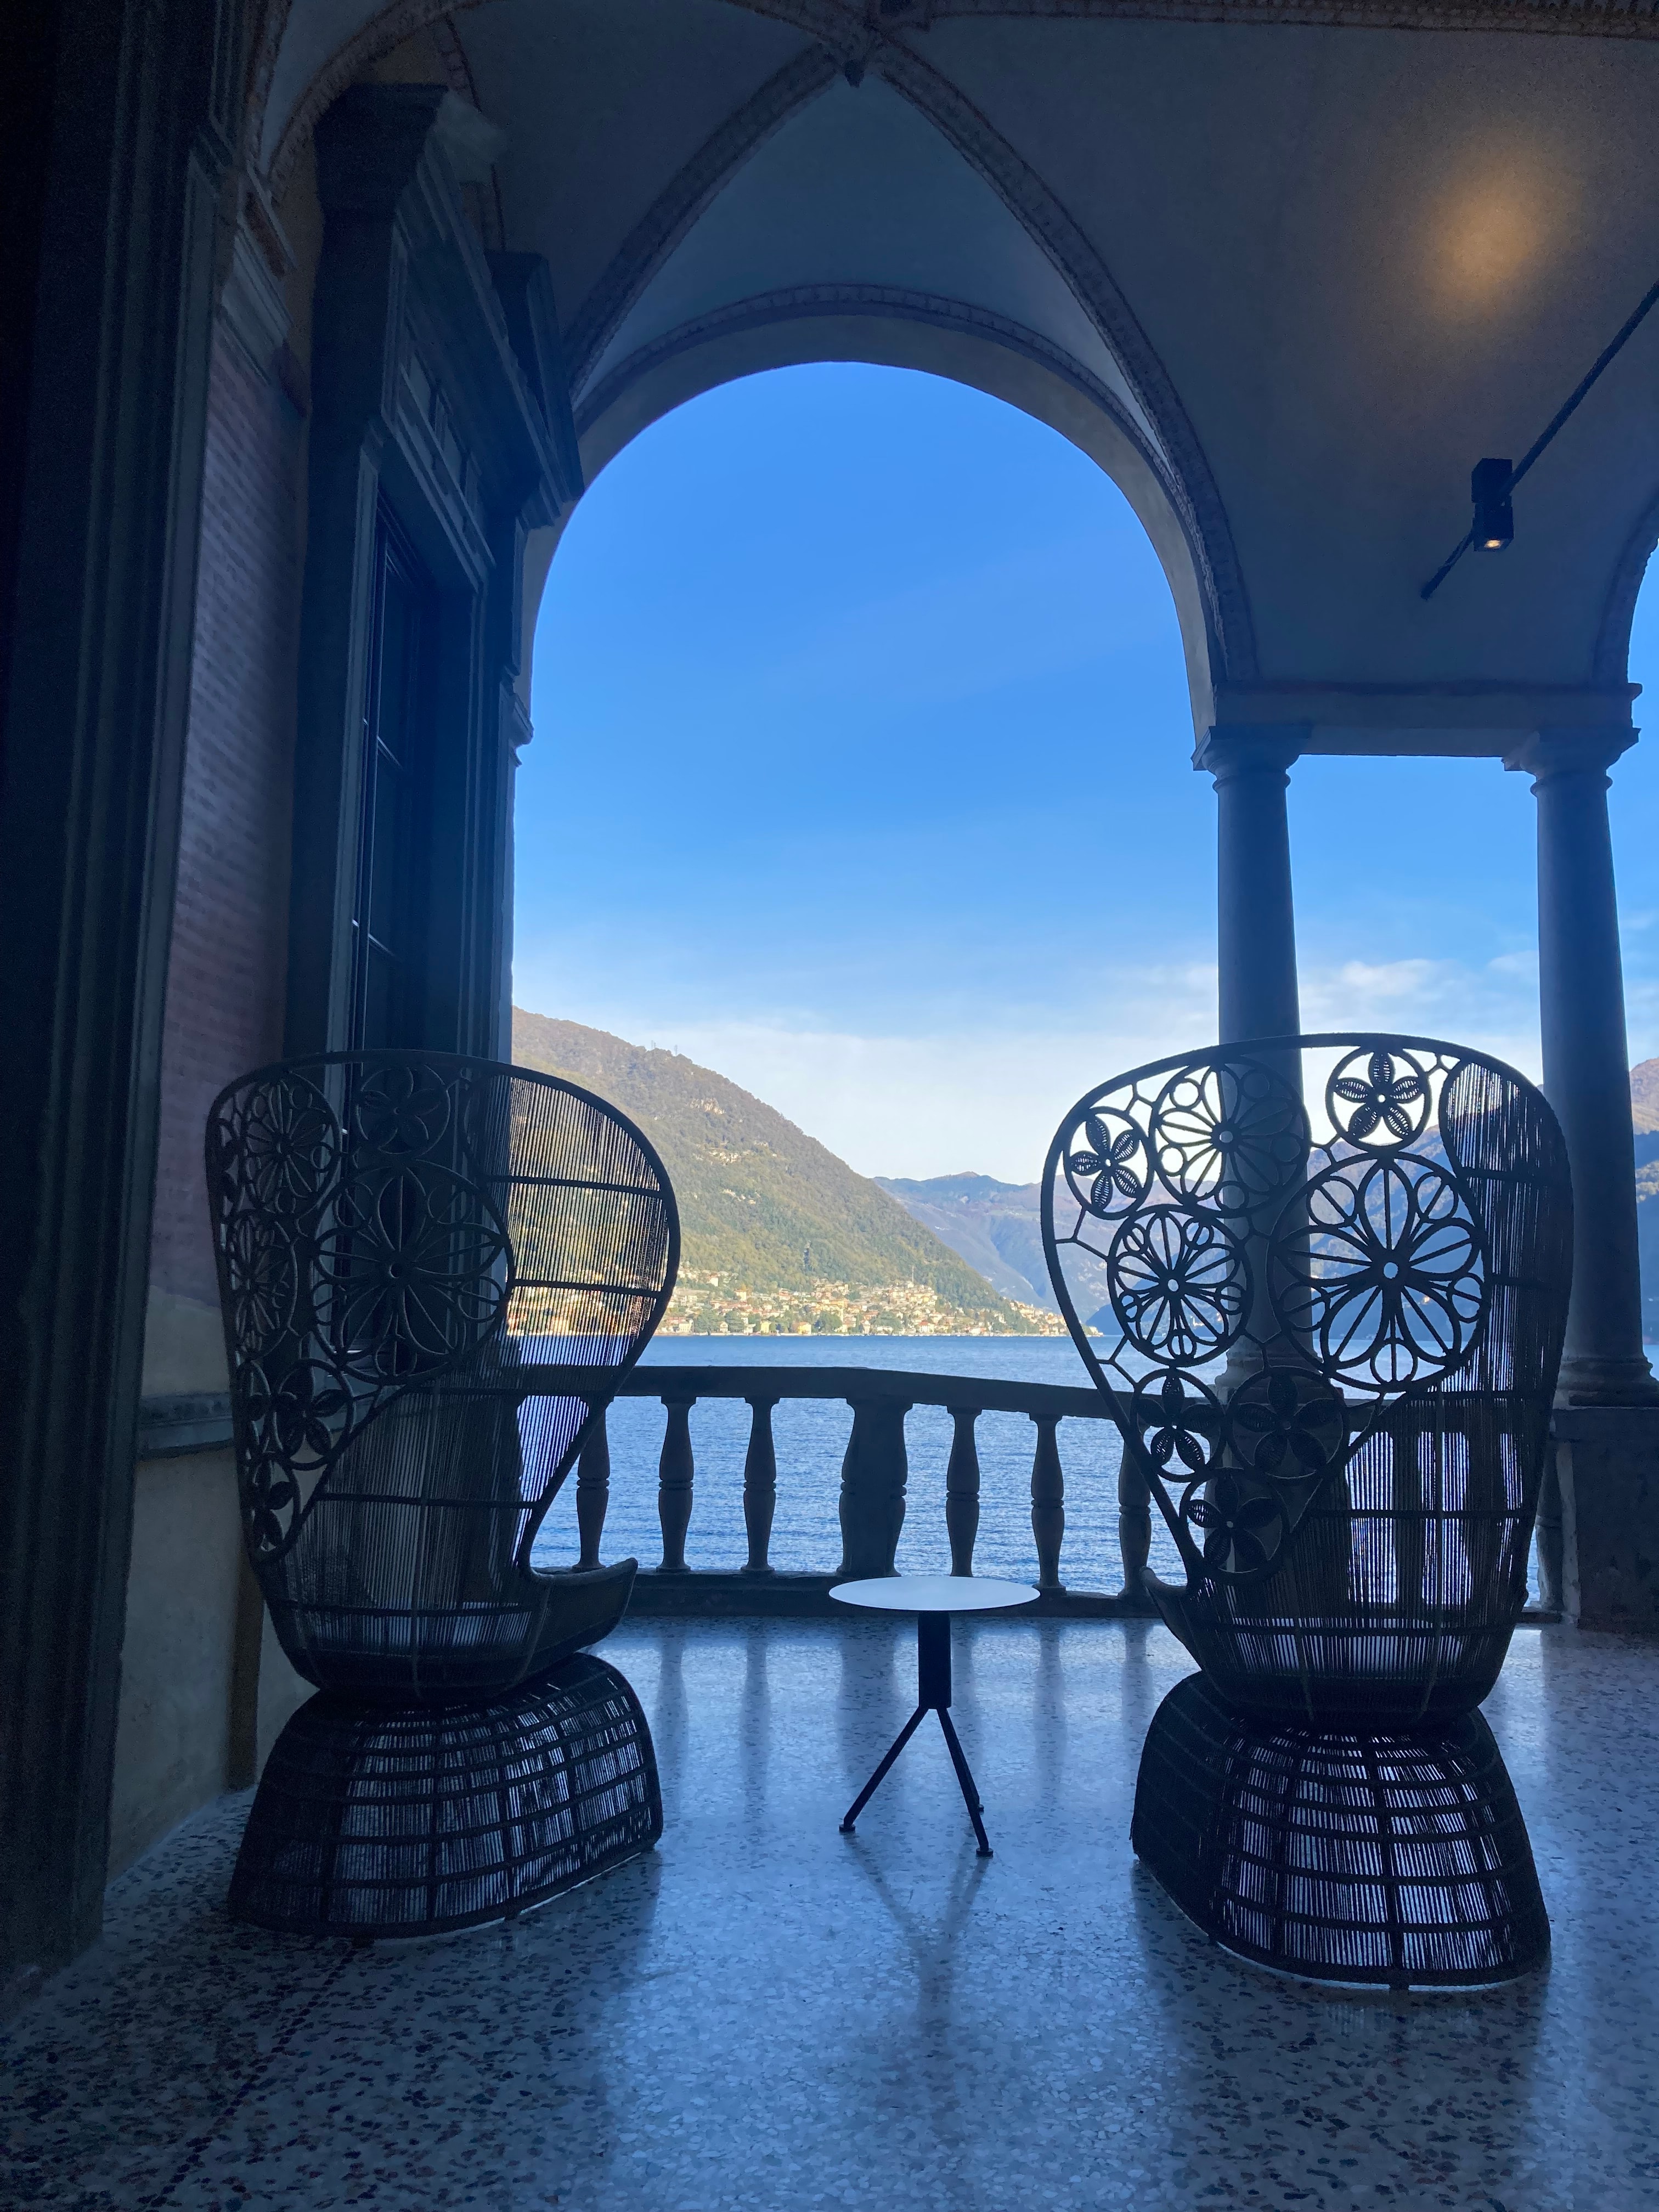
[108, 1452, 247, 1878]
[109, 1453, 313, 1886]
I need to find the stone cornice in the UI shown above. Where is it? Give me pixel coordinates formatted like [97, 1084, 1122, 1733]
[730, 0, 1659, 32]
[924, 0, 1659, 31]
[268, 0, 487, 195]
[1212, 679, 1641, 753]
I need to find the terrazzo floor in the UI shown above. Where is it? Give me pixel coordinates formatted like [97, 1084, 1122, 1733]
[5, 1617, 1659, 2211]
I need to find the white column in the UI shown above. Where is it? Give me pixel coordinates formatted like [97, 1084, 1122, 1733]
[1507, 729, 1656, 1404]
[1194, 726, 1304, 1043]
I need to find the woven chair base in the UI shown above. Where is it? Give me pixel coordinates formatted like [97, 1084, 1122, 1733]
[228, 1654, 662, 1939]
[1132, 1672, 1549, 1989]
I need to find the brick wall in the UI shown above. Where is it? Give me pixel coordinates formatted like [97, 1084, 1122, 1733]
[144, 320, 302, 1365]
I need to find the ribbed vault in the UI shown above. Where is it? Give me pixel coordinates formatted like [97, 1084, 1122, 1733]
[251, 0, 1659, 739]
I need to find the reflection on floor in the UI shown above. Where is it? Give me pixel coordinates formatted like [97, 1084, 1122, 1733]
[6, 1618, 1659, 2210]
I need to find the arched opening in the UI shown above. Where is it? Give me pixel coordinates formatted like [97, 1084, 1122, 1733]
[514, 358, 1204, 1584]
[516, 360, 1209, 1181]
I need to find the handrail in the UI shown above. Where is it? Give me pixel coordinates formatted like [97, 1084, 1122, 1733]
[513, 1357, 1154, 1617]
[519, 1361, 1117, 1421]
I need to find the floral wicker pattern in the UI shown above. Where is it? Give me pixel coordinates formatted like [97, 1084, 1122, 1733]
[1042, 1035, 1570, 1587]
[206, 1052, 677, 1565]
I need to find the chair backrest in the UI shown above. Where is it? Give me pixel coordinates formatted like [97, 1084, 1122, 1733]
[1042, 1035, 1571, 1664]
[206, 1052, 678, 1688]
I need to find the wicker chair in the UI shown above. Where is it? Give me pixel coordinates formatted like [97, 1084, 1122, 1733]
[1041, 1034, 1571, 1988]
[206, 1051, 679, 1938]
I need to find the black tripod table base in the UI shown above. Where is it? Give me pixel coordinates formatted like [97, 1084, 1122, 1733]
[841, 1697, 992, 1855]
[833, 1595, 1027, 1857]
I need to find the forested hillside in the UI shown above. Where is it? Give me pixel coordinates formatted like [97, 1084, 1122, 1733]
[510, 1011, 1057, 1335]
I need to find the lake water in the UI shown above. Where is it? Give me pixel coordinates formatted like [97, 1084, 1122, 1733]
[529, 1332, 1549, 1604]
[529, 1335, 1174, 1593]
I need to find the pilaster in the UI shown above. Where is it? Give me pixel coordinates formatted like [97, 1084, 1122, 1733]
[287, 86, 567, 1060]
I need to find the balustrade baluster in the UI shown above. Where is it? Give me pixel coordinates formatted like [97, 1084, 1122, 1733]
[575, 1403, 610, 1570]
[742, 1395, 779, 1574]
[836, 1397, 910, 1579]
[1118, 1452, 1152, 1602]
[657, 1393, 696, 1573]
[1030, 1413, 1065, 1592]
[946, 1406, 981, 1576]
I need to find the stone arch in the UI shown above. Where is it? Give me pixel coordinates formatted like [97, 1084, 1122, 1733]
[1595, 489, 1659, 690]
[522, 295, 1223, 735]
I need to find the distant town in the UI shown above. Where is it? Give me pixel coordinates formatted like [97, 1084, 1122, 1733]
[658, 1273, 1063, 1337]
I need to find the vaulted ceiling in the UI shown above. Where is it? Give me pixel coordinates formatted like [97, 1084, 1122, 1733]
[253, 0, 1659, 738]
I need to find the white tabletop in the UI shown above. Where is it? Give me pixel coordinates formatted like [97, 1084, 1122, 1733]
[828, 1574, 1039, 1615]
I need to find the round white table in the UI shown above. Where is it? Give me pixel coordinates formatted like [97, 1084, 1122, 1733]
[829, 1573, 1038, 1857]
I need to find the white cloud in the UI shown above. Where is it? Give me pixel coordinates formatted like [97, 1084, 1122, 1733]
[518, 939, 1659, 1181]
[520, 963, 1218, 1181]
[1299, 955, 1540, 1079]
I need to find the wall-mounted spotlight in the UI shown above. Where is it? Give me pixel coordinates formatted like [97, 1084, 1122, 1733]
[1470, 458, 1514, 552]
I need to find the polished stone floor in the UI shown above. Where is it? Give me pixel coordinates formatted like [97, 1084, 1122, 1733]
[6, 1617, 1659, 2211]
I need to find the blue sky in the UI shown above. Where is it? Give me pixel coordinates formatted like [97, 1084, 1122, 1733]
[515, 364, 1659, 1181]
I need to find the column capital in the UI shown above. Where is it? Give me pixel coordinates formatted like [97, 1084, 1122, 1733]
[1503, 725, 1639, 787]
[1193, 723, 1307, 785]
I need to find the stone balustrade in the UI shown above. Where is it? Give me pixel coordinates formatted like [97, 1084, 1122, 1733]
[519, 1363, 1155, 1618]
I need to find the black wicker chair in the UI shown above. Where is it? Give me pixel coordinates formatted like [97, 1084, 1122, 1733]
[206, 1050, 679, 1938]
[1041, 1034, 1571, 1988]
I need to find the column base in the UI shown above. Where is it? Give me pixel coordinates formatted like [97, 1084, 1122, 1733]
[1555, 1353, 1659, 1406]
[1553, 1406, 1659, 1631]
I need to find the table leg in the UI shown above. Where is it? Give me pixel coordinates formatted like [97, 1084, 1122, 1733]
[937, 1707, 992, 1857]
[840, 1704, 927, 1833]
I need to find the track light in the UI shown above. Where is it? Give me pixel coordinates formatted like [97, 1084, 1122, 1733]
[1471, 458, 1514, 552]
[1419, 274, 1658, 599]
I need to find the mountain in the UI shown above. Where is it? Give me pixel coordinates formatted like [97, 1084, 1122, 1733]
[887, 1060, 1659, 1341]
[875, 1173, 1055, 1310]
[510, 1010, 1058, 1336]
